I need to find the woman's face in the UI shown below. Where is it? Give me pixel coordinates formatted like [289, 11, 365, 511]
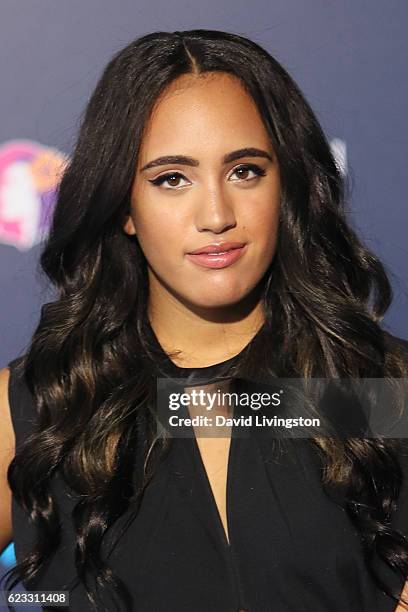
[125, 72, 281, 312]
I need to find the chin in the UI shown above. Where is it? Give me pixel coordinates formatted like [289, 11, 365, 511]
[186, 289, 252, 310]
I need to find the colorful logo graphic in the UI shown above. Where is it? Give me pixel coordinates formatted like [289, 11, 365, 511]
[0, 139, 68, 251]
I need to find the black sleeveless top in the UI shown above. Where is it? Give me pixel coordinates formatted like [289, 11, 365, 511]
[7, 326, 408, 611]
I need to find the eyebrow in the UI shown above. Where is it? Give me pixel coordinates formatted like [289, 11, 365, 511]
[140, 147, 273, 172]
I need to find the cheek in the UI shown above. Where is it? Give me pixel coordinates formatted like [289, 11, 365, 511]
[132, 207, 185, 268]
[240, 199, 280, 248]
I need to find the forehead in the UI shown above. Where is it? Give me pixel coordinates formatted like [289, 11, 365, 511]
[138, 72, 271, 158]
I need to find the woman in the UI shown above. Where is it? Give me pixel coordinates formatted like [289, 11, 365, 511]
[1, 29, 408, 611]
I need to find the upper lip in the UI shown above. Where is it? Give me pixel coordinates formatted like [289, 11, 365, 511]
[187, 241, 247, 255]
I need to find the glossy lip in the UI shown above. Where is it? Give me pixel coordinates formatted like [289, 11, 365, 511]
[185, 244, 248, 269]
[187, 241, 246, 255]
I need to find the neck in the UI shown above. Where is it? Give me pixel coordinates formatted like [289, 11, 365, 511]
[147, 285, 265, 369]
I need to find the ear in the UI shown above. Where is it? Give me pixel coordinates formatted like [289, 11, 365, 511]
[123, 214, 137, 236]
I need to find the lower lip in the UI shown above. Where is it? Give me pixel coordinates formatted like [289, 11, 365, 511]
[185, 245, 247, 269]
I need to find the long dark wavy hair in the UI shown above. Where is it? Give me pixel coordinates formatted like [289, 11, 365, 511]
[3, 29, 408, 610]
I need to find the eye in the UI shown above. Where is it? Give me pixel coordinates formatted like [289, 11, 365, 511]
[229, 163, 266, 182]
[148, 172, 190, 189]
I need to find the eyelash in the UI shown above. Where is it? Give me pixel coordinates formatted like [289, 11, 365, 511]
[148, 163, 267, 189]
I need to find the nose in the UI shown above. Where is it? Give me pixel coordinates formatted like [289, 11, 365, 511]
[194, 182, 237, 234]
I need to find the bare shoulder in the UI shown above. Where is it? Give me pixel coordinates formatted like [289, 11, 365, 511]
[0, 366, 15, 553]
[0, 366, 14, 454]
